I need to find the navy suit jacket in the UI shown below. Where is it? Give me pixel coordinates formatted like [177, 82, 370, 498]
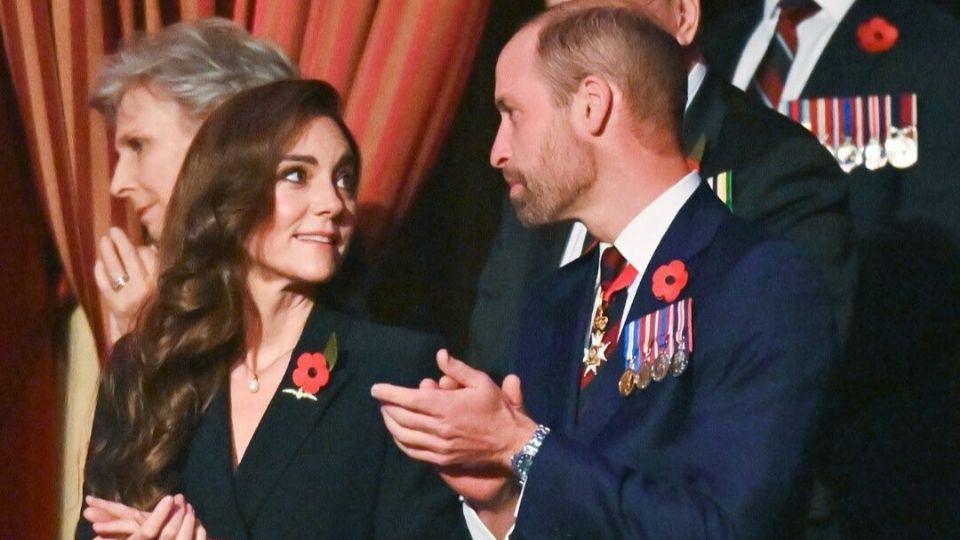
[78, 304, 464, 540]
[511, 184, 836, 538]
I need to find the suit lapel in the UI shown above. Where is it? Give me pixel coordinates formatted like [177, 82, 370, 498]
[526, 249, 598, 434]
[571, 185, 727, 444]
[231, 304, 358, 528]
[802, 0, 907, 97]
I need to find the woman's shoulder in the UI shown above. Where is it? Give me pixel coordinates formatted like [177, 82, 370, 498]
[305, 310, 445, 385]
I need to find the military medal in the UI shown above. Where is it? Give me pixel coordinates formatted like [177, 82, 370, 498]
[836, 98, 863, 173]
[886, 93, 918, 169]
[863, 94, 887, 170]
[671, 298, 693, 377]
[652, 309, 671, 382]
[636, 358, 653, 390]
[828, 97, 841, 158]
[621, 298, 695, 393]
[813, 98, 829, 149]
[620, 315, 644, 396]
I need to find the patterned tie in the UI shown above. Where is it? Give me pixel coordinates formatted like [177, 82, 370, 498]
[750, 0, 821, 109]
[580, 246, 638, 388]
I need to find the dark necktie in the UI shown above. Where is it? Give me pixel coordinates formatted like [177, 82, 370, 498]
[750, 0, 821, 109]
[580, 246, 637, 388]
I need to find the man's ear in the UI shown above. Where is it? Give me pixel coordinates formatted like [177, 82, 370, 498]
[572, 75, 613, 136]
[674, 0, 701, 46]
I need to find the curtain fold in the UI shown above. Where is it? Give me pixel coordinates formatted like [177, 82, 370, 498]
[0, 0, 491, 360]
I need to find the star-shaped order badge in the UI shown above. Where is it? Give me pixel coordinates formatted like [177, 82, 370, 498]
[282, 333, 338, 402]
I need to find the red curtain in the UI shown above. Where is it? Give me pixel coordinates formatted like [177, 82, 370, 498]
[0, 0, 491, 360]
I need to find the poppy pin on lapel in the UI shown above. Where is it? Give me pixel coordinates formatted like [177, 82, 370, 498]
[282, 333, 338, 401]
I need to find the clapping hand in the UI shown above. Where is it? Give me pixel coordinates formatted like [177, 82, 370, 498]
[84, 494, 207, 540]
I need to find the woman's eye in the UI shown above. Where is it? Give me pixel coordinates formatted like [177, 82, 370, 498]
[279, 167, 306, 183]
[335, 169, 358, 192]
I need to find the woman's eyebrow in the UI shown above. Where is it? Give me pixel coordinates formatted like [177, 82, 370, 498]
[281, 154, 318, 165]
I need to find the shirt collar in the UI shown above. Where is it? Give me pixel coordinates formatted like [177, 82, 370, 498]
[686, 61, 708, 109]
[605, 171, 701, 275]
[763, 0, 855, 21]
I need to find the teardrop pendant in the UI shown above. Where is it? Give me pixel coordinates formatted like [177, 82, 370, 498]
[247, 374, 260, 393]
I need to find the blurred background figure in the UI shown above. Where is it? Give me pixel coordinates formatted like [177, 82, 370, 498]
[703, 0, 960, 537]
[90, 17, 297, 344]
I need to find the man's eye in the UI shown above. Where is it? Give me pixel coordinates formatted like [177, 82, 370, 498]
[279, 167, 306, 183]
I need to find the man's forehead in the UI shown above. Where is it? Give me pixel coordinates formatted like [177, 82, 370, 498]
[496, 25, 539, 82]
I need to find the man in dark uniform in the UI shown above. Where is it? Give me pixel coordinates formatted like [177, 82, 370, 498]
[704, 1, 960, 536]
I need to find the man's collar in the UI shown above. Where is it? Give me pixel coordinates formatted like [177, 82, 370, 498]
[763, 0, 855, 21]
[686, 61, 708, 110]
[611, 170, 701, 272]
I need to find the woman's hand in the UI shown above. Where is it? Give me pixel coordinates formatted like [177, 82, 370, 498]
[84, 494, 207, 540]
[93, 227, 158, 343]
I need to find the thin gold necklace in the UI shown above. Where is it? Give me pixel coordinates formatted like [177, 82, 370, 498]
[245, 347, 295, 393]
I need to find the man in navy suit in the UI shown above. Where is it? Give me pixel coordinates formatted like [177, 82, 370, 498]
[373, 3, 836, 537]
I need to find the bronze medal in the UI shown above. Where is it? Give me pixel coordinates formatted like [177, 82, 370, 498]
[618, 370, 636, 396]
[635, 361, 653, 390]
[653, 352, 671, 381]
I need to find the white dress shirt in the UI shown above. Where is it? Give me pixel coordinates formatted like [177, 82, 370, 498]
[731, 0, 856, 113]
[463, 171, 702, 539]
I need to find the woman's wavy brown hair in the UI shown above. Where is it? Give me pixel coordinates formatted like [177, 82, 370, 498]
[84, 79, 360, 509]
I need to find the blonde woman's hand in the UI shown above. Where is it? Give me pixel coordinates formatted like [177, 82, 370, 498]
[84, 494, 208, 540]
[93, 227, 158, 343]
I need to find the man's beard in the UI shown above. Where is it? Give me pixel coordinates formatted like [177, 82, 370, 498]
[509, 121, 595, 227]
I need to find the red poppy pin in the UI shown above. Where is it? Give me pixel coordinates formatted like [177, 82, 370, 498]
[857, 16, 898, 53]
[282, 333, 338, 401]
[651, 260, 689, 303]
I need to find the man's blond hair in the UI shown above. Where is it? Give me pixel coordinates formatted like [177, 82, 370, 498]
[533, 1, 687, 138]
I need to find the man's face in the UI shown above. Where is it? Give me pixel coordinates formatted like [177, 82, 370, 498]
[490, 27, 596, 226]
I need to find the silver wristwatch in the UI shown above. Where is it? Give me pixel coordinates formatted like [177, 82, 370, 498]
[509, 424, 551, 486]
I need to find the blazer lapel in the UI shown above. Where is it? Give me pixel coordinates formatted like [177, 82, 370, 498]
[183, 382, 246, 535]
[571, 185, 727, 444]
[523, 249, 598, 434]
[230, 304, 358, 528]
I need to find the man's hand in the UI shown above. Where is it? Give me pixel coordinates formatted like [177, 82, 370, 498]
[371, 350, 537, 490]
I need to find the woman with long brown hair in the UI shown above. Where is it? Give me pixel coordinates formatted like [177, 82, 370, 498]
[77, 79, 461, 539]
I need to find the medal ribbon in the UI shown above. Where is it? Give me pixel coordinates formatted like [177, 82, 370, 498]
[855, 96, 865, 148]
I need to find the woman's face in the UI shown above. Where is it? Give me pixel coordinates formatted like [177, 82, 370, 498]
[110, 85, 201, 241]
[247, 117, 358, 286]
